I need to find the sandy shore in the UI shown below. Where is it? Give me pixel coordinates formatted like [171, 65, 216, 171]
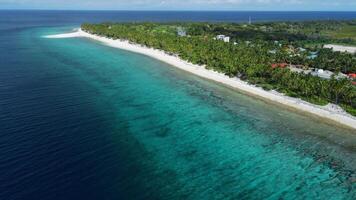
[44, 29, 356, 130]
[324, 44, 356, 54]
[43, 31, 82, 38]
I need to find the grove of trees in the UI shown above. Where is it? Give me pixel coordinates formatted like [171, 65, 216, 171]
[82, 22, 356, 116]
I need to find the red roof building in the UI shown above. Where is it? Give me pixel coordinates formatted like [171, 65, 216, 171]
[271, 63, 288, 69]
[348, 73, 356, 79]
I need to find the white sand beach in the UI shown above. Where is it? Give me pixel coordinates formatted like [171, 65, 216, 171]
[43, 31, 82, 38]
[324, 44, 356, 54]
[45, 29, 356, 130]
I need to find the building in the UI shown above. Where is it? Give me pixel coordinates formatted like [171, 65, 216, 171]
[310, 69, 347, 80]
[268, 50, 277, 54]
[216, 35, 225, 40]
[271, 63, 288, 69]
[348, 73, 356, 79]
[307, 51, 318, 59]
[223, 37, 230, 43]
[177, 27, 186, 37]
[311, 69, 331, 79]
[307, 54, 318, 59]
[298, 47, 306, 52]
[349, 74, 356, 85]
[216, 35, 230, 43]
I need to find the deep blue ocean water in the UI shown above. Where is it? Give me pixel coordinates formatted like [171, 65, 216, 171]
[0, 11, 356, 200]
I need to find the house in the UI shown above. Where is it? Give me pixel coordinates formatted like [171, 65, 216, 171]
[348, 73, 356, 79]
[298, 47, 306, 52]
[216, 35, 225, 40]
[311, 69, 332, 79]
[310, 69, 347, 80]
[307, 54, 318, 59]
[216, 35, 230, 43]
[307, 51, 318, 59]
[349, 74, 356, 85]
[177, 27, 186, 37]
[271, 63, 288, 69]
[223, 37, 230, 43]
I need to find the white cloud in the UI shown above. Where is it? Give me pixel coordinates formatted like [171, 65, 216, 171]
[0, 0, 355, 10]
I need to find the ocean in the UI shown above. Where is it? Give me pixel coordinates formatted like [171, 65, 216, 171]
[0, 11, 355, 200]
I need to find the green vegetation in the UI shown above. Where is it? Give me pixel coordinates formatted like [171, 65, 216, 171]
[271, 20, 356, 46]
[82, 21, 356, 116]
[326, 25, 356, 41]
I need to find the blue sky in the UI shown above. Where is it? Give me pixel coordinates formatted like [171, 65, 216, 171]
[1, 0, 356, 11]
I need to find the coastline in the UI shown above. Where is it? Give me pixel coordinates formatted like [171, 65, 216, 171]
[44, 29, 356, 130]
[324, 44, 356, 54]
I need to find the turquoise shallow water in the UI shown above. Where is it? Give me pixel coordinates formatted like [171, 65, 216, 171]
[1, 24, 355, 200]
[43, 27, 356, 198]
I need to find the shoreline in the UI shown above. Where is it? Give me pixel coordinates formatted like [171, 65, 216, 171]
[324, 44, 356, 54]
[44, 29, 356, 130]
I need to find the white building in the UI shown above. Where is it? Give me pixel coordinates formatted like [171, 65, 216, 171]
[177, 27, 186, 37]
[216, 35, 230, 43]
[268, 50, 277, 54]
[286, 64, 348, 80]
[310, 69, 347, 80]
[216, 35, 225, 40]
[298, 47, 306, 52]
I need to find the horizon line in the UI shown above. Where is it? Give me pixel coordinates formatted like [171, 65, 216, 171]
[1, 9, 356, 12]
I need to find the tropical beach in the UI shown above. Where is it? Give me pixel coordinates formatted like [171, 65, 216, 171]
[45, 28, 356, 130]
[2, 8, 356, 200]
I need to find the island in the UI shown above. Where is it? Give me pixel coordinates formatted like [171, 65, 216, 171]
[46, 20, 356, 129]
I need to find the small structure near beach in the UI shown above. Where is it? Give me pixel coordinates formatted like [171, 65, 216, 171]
[216, 35, 230, 43]
[349, 73, 356, 79]
[177, 27, 186, 37]
[310, 69, 348, 80]
[307, 51, 318, 59]
[298, 47, 306, 52]
[271, 63, 349, 80]
[271, 63, 288, 69]
[349, 73, 356, 85]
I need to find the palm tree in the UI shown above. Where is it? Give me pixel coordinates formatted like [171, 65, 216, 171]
[329, 78, 350, 104]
